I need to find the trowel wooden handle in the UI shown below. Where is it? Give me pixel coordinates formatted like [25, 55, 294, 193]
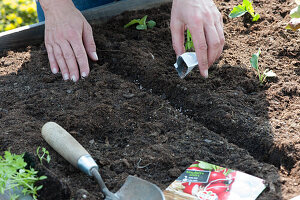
[41, 122, 89, 168]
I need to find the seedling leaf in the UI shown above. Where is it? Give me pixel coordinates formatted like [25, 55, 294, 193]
[124, 15, 156, 30]
[37, 146, 51, 165]
[286, 3, 300, 31]
[136, 24, 147, 30]
[229, 0, 260, 21]
[139, 15, 148, 26]
[229, 5, 247, 18]
[243, 0, 252, 8]
[250, 49, 274, 84]
[252, 14, 260, 21]
[147, 20, 156, 29]
[36, 185, 43, 190]
[185, 29, 194, 51]
[290, 5, 300, 18]
[250, 49, 261, 70]
[124, 19, 140, 28]
[286, 18, 300, 31]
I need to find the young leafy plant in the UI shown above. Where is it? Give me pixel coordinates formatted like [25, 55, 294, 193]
[37, 147, 51, 165]
[124, 15, 156, 30]
[0, 151, 47, 200]
[229, 0, 260, 22]
[250, 49, 276, 84]
[286, 0, 300, 31]
[185, 29, 194, 51]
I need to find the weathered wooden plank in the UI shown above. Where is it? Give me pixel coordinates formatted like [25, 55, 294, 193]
[0, 0, 171, 51]
[0, 22, 45, 51]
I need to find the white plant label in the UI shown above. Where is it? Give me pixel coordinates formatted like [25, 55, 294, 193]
[174, 52, 198, 79]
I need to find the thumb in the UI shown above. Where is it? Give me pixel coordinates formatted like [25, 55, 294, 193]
[170, 19, 185, 57]
[83, 22, 98, 61]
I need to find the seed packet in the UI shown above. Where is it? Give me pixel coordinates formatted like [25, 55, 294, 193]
[164, 160, 266, 200]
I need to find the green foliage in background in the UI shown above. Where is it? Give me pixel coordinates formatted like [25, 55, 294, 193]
[0, 0, 38, 32]
[0, 151, 47, 200]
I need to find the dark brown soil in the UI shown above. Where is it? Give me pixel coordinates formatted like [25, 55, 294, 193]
[0, 0, 299, 199]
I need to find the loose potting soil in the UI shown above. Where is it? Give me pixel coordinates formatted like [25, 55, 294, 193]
[0, 0, 299, 199]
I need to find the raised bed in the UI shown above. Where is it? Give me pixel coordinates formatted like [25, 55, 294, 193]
[0, 0, 299, 199]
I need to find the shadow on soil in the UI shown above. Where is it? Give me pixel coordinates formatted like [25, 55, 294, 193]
[94, 9, 295, 171]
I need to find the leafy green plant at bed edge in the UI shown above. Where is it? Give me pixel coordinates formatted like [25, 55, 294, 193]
[185, 29, 194, 51]
[37, 147, 51, 165]
[229, 0, 260, 22]
[0, 151, 47, 200]
[250, 49, 276, 84]
[286, 0, 300, 31]
[124, 15, 156, 30]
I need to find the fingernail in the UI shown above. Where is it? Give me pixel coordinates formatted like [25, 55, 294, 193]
[204, 69, 208, 78]
[52, 68, 58, 74]
[92, 52, 98, 61]
[81, 72, 87, 78]
[71, 75, 77, 82]
[63, 74, 69, 80]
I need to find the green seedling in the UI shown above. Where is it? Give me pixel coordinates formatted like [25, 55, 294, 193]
[124, 15, 156, 30]
[286, 0, 300, 31]
[250, 49, 276, 84]
[0, 151, 47, 200]
[185, 29, 194, 51]
[229, 0, 260, 22]
[37, 147, 51, 165]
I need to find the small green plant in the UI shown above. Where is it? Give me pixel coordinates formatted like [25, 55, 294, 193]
[286, 0, 300, 31]
[185, 29, 194, 51]
[229, 0, 260, 22]
[0, 151, 47, 200]
[124, 15, 156, 30]
[37, 147, 51, 165]
[250, 49, 276, 84]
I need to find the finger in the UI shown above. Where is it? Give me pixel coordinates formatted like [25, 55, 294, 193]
[53, 44, 70, 81]
[215, 20, 225, 60]
[189, 25, 209, 78]
[204, 25, 220, 67]
[45, 43, 59, 74]
[59, 41, 80, 82]
[69, 36, 90, 78]
[83, 22, 98, 61]
[170, 19, 185, 57]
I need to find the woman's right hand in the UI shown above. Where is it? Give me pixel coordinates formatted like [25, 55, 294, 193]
[170, 0, 224, 78]
[40, 0, 98, 82]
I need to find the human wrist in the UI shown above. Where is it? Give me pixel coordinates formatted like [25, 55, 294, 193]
[39, 0, 74, 14]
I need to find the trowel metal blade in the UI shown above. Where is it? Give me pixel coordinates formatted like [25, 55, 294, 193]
[115, 175, 165, 200]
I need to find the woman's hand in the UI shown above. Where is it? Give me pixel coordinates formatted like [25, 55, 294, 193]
[40, 0, 98, 82]
[170, 0, 224, 78]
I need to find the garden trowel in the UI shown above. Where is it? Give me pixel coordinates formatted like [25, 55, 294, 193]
[41, 122, 165, 200]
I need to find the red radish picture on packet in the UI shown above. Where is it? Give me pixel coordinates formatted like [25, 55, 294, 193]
[164, 161, 266, 200]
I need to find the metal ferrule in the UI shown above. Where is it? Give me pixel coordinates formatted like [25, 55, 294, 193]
[77, 155, 99, 176]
